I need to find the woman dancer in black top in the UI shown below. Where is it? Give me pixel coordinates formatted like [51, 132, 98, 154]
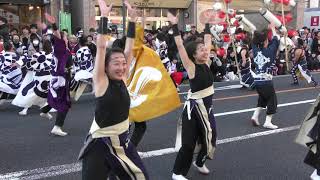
[78, 1, 148, 179]
[168, 11, 217, 180]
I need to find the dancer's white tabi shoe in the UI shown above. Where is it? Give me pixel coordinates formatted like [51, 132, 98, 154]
[40, 112, 53, 120]
[18, 108, 28, 116]
[51, 126, 68, 136]
[0, 99, 5, 105]
[263, 115, 278, 129]
[263, 122, 278, 129]
[311, 169, 320, 180]
[172, 173, 188, 180]
[193, 161, 210, 175]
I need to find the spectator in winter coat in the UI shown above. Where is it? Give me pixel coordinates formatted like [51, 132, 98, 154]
[0, 17, 9, 43]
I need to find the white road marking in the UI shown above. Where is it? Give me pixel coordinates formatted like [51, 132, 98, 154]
[0, 99, 313, 179]
[0, 125, 300, 179]
[215, 99, 315, 117]
[178, 72, 320, 87]
[139, 125, 300, 159]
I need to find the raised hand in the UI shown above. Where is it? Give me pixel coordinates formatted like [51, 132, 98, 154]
[167, 10, 179, 25]
[45, 13, 56, 24]
[124, 0, 137, 22]
[97, 0, 112, 17]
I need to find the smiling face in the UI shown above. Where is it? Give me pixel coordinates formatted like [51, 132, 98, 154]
[106, 52, 127, 81]
[193, 43, 209, 64]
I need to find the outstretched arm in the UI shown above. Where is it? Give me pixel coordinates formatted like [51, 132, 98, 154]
[93, 0, 113, 97]
[45, 13, 61, 39]
[167, 11, 195, 79]
[123, 0, 137, 82]
[204, 23, 212, 67]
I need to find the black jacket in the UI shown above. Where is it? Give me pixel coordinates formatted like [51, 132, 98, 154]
[0, 24, 9, 42]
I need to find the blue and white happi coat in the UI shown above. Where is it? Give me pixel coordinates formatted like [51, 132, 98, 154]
[74, 46, 93, 81]
[251, 37, 279, 85]
[69, 46, 93, 101]
[0, 52, 23, 94]
[12, 51, 55, 108]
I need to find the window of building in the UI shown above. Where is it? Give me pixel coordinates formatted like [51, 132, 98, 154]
[0, 4, 43, 31]
[305, 0, 310, 8]
[145, 8, 161, 17]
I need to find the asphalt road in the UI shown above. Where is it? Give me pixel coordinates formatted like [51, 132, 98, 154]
[1, 73, 320, 180]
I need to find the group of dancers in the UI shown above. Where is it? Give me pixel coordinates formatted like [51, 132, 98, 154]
[1, 0, 320, 179]
[0, 19, 94, 136]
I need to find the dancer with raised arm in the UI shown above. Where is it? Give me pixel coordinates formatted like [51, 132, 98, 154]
[168, 11, 216, 180]
[78, 1, 148, 179]
[250, 24, 280, 129]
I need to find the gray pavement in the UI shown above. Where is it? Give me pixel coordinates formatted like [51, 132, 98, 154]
[1, 73, 320, 180]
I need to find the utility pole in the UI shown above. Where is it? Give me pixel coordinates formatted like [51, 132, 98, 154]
[60, 0, 64, 12]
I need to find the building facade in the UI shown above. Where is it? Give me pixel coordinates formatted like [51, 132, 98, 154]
[0, 0, 71, 32]
[71, 0, 306, 35]
[0, 0, 308, 35]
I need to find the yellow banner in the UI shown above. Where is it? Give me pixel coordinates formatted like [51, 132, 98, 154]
[127, 27, 181, 122]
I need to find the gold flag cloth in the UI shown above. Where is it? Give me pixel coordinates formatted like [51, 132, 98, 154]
[127, 25, 181, 122]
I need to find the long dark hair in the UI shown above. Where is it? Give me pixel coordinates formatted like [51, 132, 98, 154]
[42, 39, 53, 55]
[297, 38, 304, 49]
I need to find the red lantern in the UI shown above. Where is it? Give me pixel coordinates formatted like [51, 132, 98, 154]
[223, 34, 231, 42]
[282, 0, 290, 5]
[267, 29, 273, 41]
[285, 13, 293, 23]
[288, 29, 297, 38]
[272, 0, 281, 3]
[219, 21, 228, 29]
[275, 15, 285, 24]
[233, 19, 240, 27]
[235, 33, 246, 41]
[228, 13, 236, 19]
[218, 11, 226, 19]
[217, 48, 226, 57]
[224, 0, 232, 4]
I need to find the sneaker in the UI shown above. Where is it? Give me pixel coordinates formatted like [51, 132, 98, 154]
[40, 113, 53, 120]
[263, 122, 278, 129]
[51, 126, 68, 136]
[311, 170, 320, 180]
[251, 118, 260, 126]
[291, 82, 299, 86]
[193, 161, 210, 175]
[172, 173, 188, 180]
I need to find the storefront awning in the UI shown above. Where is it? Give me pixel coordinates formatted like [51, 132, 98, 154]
[200, 0, 290, 12]
[105, 0, 192, 9]
[0, 0, 45, 5]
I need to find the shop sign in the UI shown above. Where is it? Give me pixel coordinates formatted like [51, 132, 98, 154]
[105, 0, 191, 8]
[133, 0, 160, 7]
